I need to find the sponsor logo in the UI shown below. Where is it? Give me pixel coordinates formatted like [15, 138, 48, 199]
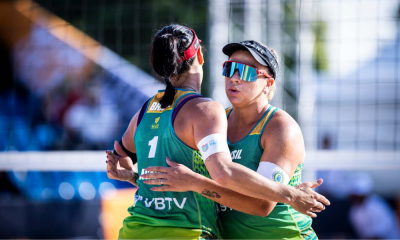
[272, 171, 284, 183]
[138, 169, 160, 180]
[149, 102, 169, 112]
[134, 194, 187, 210]
[217, 204, 232, 212]
[151, 117, 160, 129]
[209, 139, 218, 147]
[202, 143, 209, 152]
[230, 149, 242, 160]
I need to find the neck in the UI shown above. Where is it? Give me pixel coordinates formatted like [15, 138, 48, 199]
[231, 99, 270, 126]
[172, 72, 201, 93]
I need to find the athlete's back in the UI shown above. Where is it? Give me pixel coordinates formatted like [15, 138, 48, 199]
[119, 89, 219, 239]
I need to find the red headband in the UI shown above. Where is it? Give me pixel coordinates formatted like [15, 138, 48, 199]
[178, 28, 201, 63]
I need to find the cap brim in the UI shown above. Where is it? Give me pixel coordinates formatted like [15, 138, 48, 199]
[222, 43, 248, 56]
[222, 43, 268, 67]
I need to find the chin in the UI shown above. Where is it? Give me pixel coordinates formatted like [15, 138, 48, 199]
[227, 96, 241, 106]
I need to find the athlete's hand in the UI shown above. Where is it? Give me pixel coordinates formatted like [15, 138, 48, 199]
[142, 157, 199, 192]
[290, 179, 330, 218]
[106, 141, 137, 185]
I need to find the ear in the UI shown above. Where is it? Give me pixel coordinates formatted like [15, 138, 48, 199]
[263, 78, 274, 94]
[197, 47, 204, 65]
[267, 78, 274, 87]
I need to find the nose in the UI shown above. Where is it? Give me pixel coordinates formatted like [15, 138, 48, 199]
[230, 70, 241, 82]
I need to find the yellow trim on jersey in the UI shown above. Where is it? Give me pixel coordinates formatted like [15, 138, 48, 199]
[287, 205, 305, 240]
[225, 107, 232, 116]
[250, 107, 277, 135]
[146, 90, 194, 113]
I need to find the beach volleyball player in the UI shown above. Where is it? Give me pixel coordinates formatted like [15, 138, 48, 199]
[145, 40, 320, 239]
[106, 24, 329, 239]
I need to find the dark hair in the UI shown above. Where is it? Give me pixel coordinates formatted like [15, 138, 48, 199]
[150, 24, 197, 108]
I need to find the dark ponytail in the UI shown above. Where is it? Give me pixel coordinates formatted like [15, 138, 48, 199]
[150, 24, 197, 108]
[162, 77, 175, 107]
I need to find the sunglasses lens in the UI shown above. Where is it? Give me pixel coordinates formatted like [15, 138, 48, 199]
[222, 62, 231, 77]
[222, 62, 258, 82]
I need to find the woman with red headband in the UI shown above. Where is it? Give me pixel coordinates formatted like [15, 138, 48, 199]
[106, 24, 329, 239]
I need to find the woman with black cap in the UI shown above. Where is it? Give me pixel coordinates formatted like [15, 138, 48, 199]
[106, 24, 328, 239]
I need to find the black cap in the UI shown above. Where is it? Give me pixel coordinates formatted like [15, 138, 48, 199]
[222, 40, 279, 79]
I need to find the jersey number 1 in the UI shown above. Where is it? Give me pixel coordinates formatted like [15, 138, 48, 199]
[148, 136, 158, 158]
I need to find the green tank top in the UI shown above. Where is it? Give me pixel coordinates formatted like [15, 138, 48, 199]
[123, 89, 219, 239]
[217, 106, 317, 240]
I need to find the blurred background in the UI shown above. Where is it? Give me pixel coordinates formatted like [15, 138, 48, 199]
[0, 0, 399, 239]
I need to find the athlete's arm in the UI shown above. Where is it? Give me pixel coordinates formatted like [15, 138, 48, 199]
[144, 110, 318, 216]
[144, 157, 281, 216]
[250, 110, 307, 211]
[191, 100, 329, 217]
[106, 110, 140, 186]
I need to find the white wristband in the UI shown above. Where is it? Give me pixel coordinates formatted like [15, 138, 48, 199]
[257, 162, 290, 185]
[197, 133, 230, 162]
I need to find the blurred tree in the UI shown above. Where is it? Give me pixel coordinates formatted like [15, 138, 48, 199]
[313, 20, 328, 73]
[282, 0, 299, 120]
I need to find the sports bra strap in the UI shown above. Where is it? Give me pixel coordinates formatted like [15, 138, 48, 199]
[137, 98, 150, 127]
[172, 94, 203, 125]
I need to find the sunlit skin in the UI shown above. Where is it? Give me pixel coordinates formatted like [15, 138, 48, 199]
[225, 50, 274, 107]
[225, 50, 275, 143]
[106, 46, 330, 219]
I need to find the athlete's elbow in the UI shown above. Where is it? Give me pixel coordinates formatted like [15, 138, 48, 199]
[256, 203, 274, 217]
[208, 161, 233, 185]
[259, 206, 274, 217]
[211, 170, 232, 186]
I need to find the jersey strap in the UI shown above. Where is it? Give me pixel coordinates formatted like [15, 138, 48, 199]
[225, 107, 232, 117]
[249, 106, 278, 135]
[172, 94, 203, 125]
[137, 98, 151, 127]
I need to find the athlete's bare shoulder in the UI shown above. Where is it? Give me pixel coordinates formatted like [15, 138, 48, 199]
[180, 97, 226, 123]
[174, 97, 227, 149]
[262, 108, 305, 164]
[264, 109, 302, 139]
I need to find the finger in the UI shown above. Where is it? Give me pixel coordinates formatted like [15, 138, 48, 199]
[296, 181, 312, 189]
[143, 179, 169, 185]
[150, 186, 173, 192]
[166, 157, 179, 167]
[141, 173, 167, 179]
[313, 200, 325, 211]
[309, 178, 323, 188]
[315, 193, 331, 206]
[106, 154, 117, 164]
[106, 150, 117, 158]
[306, 211, 317, 218]
[114, 140, 128, 157]
[106, 151, 121, 167]
[310, 207, 322, 213]
[106, 160, 116, 170]
[144, 166, 170, 173]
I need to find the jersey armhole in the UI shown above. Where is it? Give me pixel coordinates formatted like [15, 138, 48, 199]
[169, 94, 204, 151]
[171, 94, 203, 125]
[137, 98, 151, 127]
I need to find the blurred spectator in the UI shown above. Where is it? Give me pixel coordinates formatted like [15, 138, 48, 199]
[348, 172, 400, 239]
[63, 86, 119, 150]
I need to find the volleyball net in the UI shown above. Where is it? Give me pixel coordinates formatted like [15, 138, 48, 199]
[0, 0, 400, 238]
